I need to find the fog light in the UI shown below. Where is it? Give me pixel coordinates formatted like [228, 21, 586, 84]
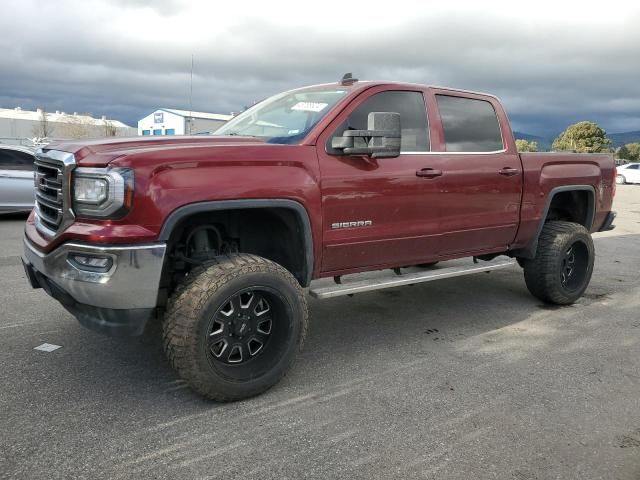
[68, 253, 113, 273]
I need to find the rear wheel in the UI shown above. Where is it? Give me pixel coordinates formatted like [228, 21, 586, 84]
[523, 221, 594, 305]
[163, 254, 308, 401]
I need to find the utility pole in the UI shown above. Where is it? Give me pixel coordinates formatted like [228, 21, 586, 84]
[188, 54, 194, 135]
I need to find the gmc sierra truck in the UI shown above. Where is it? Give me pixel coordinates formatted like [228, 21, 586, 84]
[22, 75, 616, 401]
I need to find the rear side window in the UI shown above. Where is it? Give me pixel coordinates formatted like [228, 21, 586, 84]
[436, 95, 503, 152]
[331, 91, 429, 153]
[0, 149, 34, 170]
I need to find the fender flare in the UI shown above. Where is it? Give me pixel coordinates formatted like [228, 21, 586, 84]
[514, 185, 596, 259]
[159, 199, 314, 286]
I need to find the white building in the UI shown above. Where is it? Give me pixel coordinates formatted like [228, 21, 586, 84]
[137, 108, 233, 136]
[0, 107, 136, 145]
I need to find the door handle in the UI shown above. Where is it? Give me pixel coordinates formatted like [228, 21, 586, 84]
[416, 168, 443, 178]
[498, 167, 519, 176]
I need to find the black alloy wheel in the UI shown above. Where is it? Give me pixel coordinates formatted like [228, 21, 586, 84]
[560, 241, 589, 291]
[208, 289, 275, 365]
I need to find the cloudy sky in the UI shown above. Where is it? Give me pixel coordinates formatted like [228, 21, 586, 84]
[1, 0, 639, 136]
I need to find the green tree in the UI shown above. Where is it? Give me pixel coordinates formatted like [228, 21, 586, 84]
[617, 144, 631, 162]
[515, 139, 538, 152]
[625, 143, 640, 162]
[552, 121, 612, 153]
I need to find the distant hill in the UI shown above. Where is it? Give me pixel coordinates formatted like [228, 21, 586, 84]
[513, 132, 552, 151]
[608, 131, 640, 148]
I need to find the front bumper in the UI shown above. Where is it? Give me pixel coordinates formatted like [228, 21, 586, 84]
[22, 238, 166, 336]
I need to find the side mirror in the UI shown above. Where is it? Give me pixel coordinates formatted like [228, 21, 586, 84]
[331, 112, 401, 158]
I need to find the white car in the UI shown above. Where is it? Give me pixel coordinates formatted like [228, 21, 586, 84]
[0, 144, 36, 213]
[616, 163, 640, 185]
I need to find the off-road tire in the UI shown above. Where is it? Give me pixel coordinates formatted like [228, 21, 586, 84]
[523, 221, 594, 305]
[163, 254, 308, 402]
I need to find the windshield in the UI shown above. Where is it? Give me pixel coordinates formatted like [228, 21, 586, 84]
[214, 88, 349, 144]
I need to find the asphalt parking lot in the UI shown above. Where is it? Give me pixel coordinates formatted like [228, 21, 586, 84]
[1, 187, 639, 480]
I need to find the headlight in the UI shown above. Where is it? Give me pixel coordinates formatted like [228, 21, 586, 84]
[72, 167, 134, 218]
[74, 176, 109, 204]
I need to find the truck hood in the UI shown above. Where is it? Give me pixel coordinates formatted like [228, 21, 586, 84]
[44, 135, 270, 166]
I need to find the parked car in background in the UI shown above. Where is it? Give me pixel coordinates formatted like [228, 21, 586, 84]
[0, 145, 36, 213]
[616, 163, 640, 184]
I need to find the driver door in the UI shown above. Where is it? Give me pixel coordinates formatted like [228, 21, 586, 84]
[316, 87, 444, 274]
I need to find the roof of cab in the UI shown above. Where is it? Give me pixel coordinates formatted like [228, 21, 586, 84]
[297, 80, 499, 101]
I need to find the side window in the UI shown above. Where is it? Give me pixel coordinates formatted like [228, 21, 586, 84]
[0, 150, 34, 171]
[331, 91, 429, 153]
[628, 164, 639, 170]
[436, 95, 503, 152]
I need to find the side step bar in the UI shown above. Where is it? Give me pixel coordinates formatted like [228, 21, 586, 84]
[308, 258, 516, 299]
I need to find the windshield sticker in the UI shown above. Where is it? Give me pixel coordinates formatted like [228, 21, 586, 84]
[288, 129, 300, 134]
[291, 102, 328, 112]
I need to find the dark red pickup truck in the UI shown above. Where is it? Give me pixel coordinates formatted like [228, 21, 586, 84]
[22, 76, 616, 400]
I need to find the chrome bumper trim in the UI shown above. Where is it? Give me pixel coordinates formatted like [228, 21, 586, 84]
[23, 239, 166, 309]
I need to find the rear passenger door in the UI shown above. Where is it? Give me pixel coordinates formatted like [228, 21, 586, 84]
[0, 148, 35, 211]
[431, 92, 522, 255]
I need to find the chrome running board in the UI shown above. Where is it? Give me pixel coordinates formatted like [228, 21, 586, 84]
[308, 258, 516, 299]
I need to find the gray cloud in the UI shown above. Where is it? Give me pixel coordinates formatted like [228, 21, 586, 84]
[1, 1, 639, 136]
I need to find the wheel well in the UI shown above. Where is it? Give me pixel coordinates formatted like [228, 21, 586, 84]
[511, 187, 594, 260]
[546, 190, 593, 228]
[159, 207, 310, 303]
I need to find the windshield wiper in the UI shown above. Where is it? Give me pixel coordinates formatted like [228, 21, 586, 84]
[220, 131, 260, 138]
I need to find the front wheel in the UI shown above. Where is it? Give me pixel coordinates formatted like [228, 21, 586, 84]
[523, 221, 594, 305]
[163, 254, 308, 401]
[616, 175, 626, 185]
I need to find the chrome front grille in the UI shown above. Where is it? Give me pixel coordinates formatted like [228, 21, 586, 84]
[33, 150, 76, 237]
[34, 158, 64, 232]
